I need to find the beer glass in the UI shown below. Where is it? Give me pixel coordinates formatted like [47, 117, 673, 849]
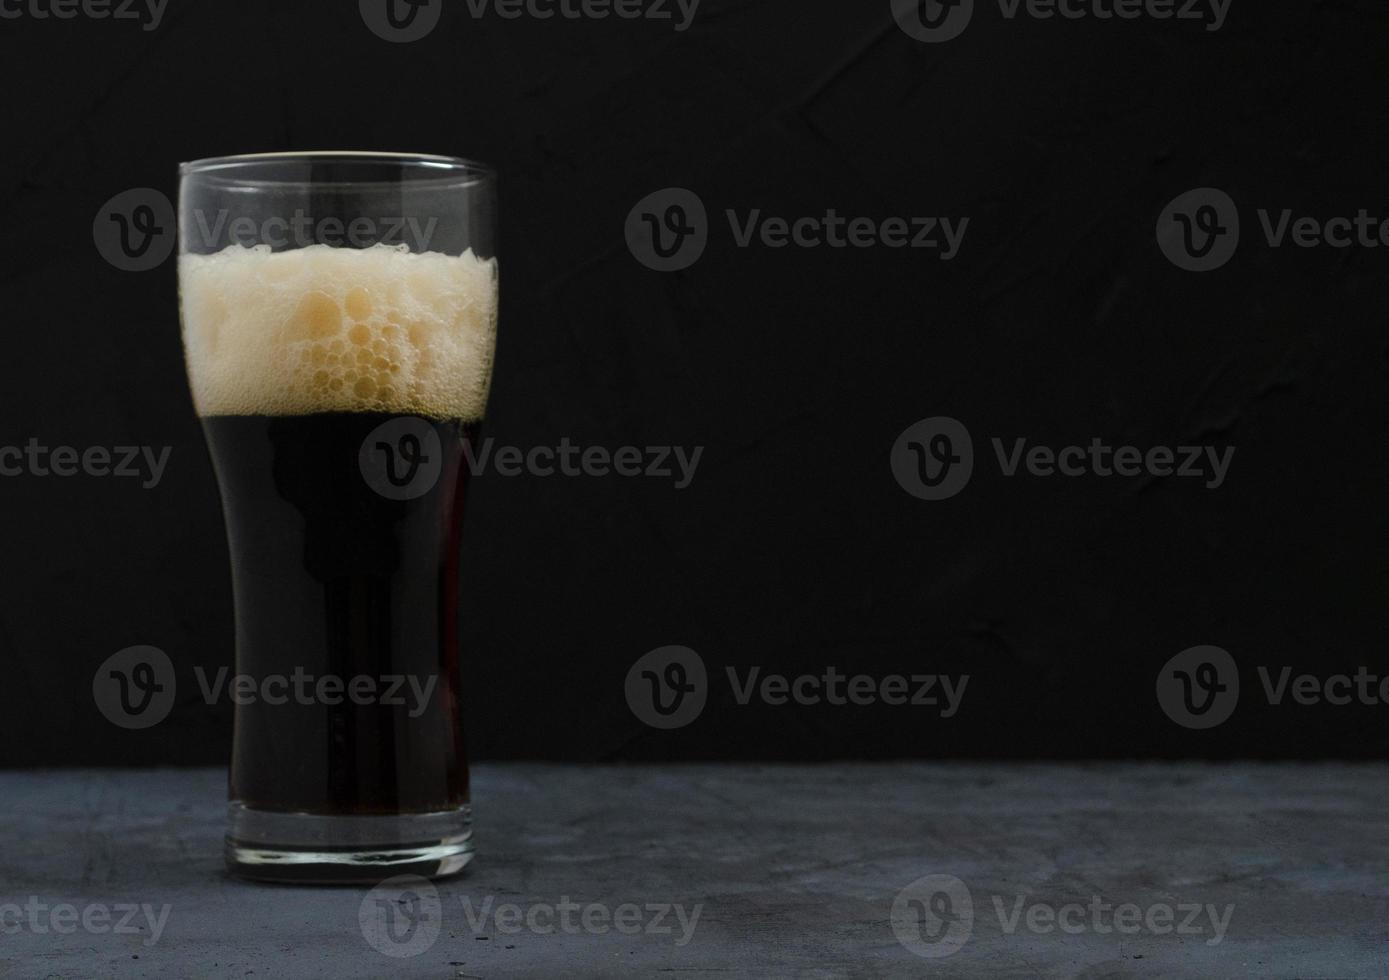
[177, 152, 498, 882]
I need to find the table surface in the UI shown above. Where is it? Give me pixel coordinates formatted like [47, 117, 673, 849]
[2, 764, 1387, 979]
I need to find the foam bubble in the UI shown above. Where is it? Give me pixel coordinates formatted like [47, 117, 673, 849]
[179, 243, 499, 420]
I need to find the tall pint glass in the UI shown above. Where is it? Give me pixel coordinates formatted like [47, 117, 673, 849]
[177, 152, 498, 883]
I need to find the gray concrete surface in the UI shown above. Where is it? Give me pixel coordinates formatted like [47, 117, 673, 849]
[1, 764, 1387, 978]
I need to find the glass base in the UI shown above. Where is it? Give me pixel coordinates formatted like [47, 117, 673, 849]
[225, 803, 474, 884]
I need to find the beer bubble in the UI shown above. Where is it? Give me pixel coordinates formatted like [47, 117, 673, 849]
[179, 243, 498, 420]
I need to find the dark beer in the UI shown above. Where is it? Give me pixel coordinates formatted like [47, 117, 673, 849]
[180, 233, 497, 881]
[203, 412, 479, 814]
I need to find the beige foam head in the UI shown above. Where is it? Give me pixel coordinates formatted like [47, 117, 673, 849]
[179, 243, 499, 420]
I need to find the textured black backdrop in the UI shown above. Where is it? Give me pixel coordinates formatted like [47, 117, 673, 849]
[0, 0, 1386, 765]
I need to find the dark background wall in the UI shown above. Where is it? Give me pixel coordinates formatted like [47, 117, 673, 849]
[1, 0, 1385, 765]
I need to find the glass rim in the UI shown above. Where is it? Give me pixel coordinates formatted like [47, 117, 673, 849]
[178, 151, 495, 186]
